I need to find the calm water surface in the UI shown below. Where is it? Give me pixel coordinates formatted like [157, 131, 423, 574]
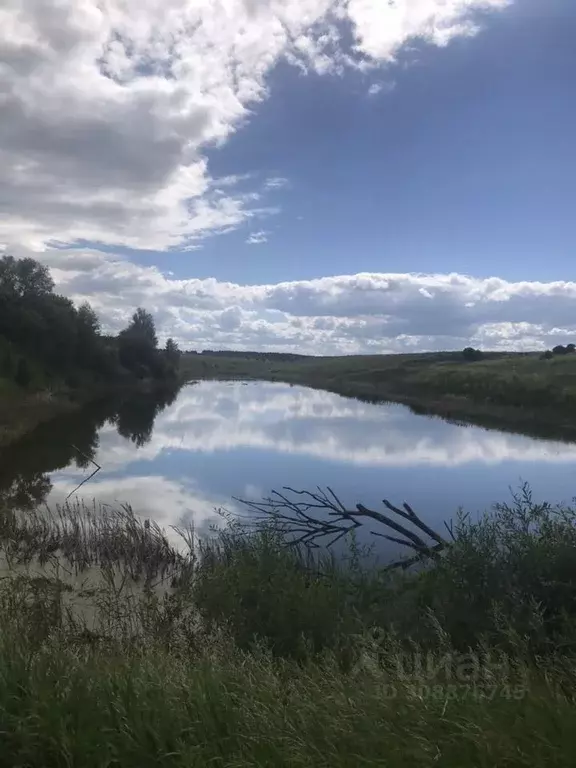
[2, 381, 576, 545]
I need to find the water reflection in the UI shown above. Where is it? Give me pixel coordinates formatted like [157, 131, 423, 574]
[2, 381, 576, 541]
[99, 382, 576, 469]
[0, 385, 180, 510]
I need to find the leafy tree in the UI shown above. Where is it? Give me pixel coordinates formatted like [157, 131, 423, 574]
[462, 347, 483, 362]
[567, 343, 576, 354]
[0, 256, 176, 388]
[0, 255, 54, 299]
[165, 337, 180, 360]
[125, 308, 158, 348]
[164, 337, 181, 377]
[552, 345, 567, 356]
[118, 309, 164, 378]
[77, 302, 101, 338]
[76, 302, 101, 367]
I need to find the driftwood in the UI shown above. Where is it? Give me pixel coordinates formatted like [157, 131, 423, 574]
[235, 486, 449, 571]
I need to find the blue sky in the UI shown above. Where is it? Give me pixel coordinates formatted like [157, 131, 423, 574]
[2, 0, 576, 353]
[124, 0, 576, 285]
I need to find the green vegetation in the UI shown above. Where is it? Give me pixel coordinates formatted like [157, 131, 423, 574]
[1, 488, 576, 765]
[0, 255, 182, 446]
[182, 348, 576, 440]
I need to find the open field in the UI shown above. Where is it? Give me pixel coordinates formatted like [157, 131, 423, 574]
[2, 491, 576, 765]
[182, 350, 576, 440]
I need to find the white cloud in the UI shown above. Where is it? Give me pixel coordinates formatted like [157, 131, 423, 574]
[0, 0, 511, 250]
[367, 80, 396, 96]
[265, 177, 290, 190]
[246, 230, 269, 245]
[14, 246, 576, 354]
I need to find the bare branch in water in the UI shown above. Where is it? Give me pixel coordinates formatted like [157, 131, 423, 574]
[234, 486, 448, 569]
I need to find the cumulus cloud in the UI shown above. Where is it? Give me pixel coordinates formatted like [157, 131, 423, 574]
[14, 246, 576, 354]
[0, 0, 511, 250]
[246, 230, 269, 245]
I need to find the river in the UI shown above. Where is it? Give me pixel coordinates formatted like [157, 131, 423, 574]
[1, 380, 575, 551]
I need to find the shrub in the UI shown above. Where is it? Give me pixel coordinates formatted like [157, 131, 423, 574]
[192, 526, 370, 659]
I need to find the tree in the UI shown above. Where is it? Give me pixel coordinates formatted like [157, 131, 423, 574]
[76, 302, 102, 367]
[567, 343, 576, 354]
[462, 347, 483, 362]
[77, 302, 101, 337]
[552, 345, 567, 356]
[118, 309, 164, 378]
[0, 255, 54, 299]
[125, 308, 158, 348]
[164, 337, 181, 375]
[37, 294, 78, 370]
[0, 255, 177, 387]
[14, 357, 31, 389]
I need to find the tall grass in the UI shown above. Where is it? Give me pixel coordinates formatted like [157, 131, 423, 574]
[1, 490, 576, 765]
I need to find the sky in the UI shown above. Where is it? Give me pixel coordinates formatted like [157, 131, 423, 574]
[1, 0, 575, 354]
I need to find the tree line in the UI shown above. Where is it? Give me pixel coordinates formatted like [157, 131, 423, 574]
[0, 255, 181, 391]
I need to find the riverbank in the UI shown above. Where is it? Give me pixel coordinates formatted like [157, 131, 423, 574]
[1, 493, 576, 766]
[182, 350, 576, 441]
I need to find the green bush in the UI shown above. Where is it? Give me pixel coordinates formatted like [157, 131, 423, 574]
[192, 487, 576, 659]
[192, 527, 368, 659]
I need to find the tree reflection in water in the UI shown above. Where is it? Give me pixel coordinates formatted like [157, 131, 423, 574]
[0, 384, 181, 509]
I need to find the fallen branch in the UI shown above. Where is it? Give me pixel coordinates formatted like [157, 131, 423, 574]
[235, 486, 448, 568]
